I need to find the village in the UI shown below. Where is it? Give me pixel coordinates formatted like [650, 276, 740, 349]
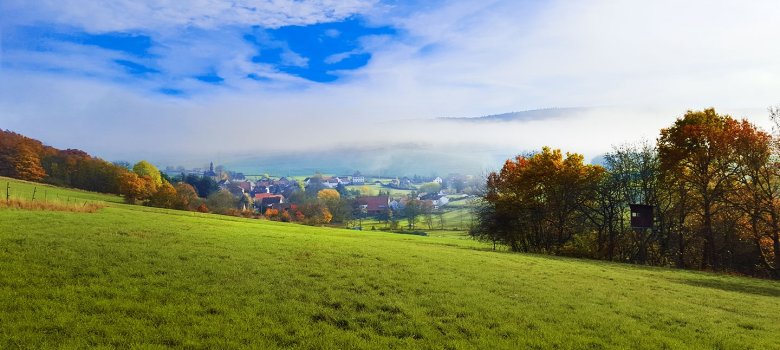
[163, 162, 482, 232]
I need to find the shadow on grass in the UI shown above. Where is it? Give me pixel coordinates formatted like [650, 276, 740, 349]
[673, 278, 780, 297]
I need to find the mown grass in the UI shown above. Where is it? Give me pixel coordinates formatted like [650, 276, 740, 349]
[0, 180, 779, 349]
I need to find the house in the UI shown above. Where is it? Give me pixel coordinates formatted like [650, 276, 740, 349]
[337, 176, 351, 185]
[270, 202, 294, 212]
[260, 196, 283, 208]
[352, 175, 365, 185]
[433, 177, 443, 184]
[357, 196, 390, 216]
[235, 181, 253, 193]
[323, 177, 340, 189]
[256, 180, 271, 188]
[418, 193, 450, 208]
[253, 185, 269, 195]
[254, 193, 284, 210]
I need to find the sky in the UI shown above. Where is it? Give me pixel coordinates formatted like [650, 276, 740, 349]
[1, 0, 779, 170]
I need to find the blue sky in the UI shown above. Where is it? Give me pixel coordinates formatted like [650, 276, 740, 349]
[1, 0, 779, 164]
[1, 6, 399, 93]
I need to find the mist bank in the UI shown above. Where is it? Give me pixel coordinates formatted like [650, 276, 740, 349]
[3, 85, 772, 176]
[219, 143, 517, 177]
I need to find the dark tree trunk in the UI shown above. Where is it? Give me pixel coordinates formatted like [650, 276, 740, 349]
[701, 203, 714, 270]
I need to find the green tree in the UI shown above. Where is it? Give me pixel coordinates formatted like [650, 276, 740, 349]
[419, 182, 441, 195]
[239, 193, 253, 211]
[206, 190, 238, 214]
[404, 199, 424, 230]
[133, 160, 162, 189]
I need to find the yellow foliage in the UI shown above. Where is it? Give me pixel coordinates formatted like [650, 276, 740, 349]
[317, 189, 340, 202]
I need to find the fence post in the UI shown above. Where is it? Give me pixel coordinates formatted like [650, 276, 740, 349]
[32, 187, 37, 201]
[5, 182, 9, 203]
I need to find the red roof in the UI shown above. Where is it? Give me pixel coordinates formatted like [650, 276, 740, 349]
[359, 196, 389, 212]
[254, 193, 277, 200]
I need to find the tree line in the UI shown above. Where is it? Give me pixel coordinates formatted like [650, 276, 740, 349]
[1, 130, 126, 193]
[471, 108, 780, 278]
[0, 129, 222, 214]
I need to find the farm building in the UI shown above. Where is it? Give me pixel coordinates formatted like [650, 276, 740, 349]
[358, 196, 390, 216]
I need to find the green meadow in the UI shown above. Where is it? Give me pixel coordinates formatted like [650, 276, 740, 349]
[1, 179, 779, 349]
[0, 177, 124, 204]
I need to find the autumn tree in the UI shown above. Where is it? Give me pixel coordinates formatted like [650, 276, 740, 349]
[473, 147, 603, 253]
[173, 182, 201, 210]
[0, 131, 46, 181]
[119, 172, 155, 203]
[729, 109, 780, 277]
[657, 109, 758, 270]
[11, 145, 46, 181]
[317, 188, 341, 203]
[147, 181, 177, 208]
[132, 160, 162, 189]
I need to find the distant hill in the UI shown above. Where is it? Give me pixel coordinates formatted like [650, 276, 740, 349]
[439, 107, 592, 122]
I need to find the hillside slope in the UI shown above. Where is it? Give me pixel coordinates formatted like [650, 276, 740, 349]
[0, 181, 778, 349]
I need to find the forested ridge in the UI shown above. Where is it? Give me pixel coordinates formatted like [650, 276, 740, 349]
[0, 129, 126, 193]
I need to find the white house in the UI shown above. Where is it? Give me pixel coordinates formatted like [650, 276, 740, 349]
[352, 176, 365, 185]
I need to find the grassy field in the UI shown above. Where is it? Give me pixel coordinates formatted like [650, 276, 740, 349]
[1, 180, 779, 348]
[0, 176, 124, 204]
[360, 206, 474, 232]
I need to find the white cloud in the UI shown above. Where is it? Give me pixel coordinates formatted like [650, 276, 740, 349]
[1, 0, 377, 32]
[1, 0, 780, 168]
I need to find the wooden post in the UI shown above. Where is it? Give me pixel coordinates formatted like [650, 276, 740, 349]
[32, 187, 37, 201]
[5, 182, 9, 203]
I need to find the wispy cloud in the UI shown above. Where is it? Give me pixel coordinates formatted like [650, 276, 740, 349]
[1, 0, 779, 169]
[1, 0, 377, 32]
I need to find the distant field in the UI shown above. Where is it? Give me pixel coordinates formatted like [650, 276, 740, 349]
[1, 179, 779, 349]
